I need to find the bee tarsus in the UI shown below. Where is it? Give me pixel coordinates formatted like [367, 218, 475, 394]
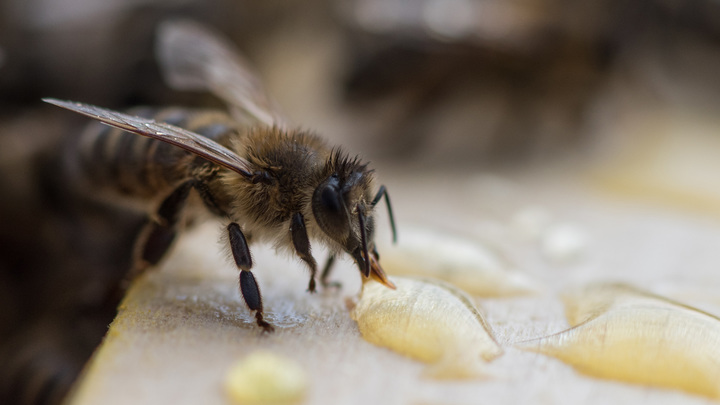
[239, 269, 273, 333]
[320, 254, 341, 289]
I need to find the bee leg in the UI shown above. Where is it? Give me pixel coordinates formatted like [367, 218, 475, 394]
[228, 223, 274, 332]
[320, 254, 342, 289]
[130, 180, 194, 280]
[290, 213, 319, 293]
[192, 177, 229, 217]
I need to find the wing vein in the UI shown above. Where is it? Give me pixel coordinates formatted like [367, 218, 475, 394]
[43, 98, 254, 178]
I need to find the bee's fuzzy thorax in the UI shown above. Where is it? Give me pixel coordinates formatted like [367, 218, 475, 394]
[216, 127, 378, 258]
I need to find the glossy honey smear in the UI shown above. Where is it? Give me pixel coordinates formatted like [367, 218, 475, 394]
[350, 276, 503, 379]
[224, 351, 308, 404]
[381, 225, 541, 297]
[518, 283, 720, 399]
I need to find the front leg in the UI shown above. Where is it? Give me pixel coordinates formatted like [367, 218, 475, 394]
[228, 222, 274, 332]
[290, 212, 318, 293]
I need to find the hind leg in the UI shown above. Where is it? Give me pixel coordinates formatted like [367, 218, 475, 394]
[130, 176, 228, 281]
[129, 180, 194, 281]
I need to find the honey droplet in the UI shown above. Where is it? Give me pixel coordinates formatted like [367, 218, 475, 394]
[351, 276, 503, 379]
[381, 226, 541, 297]
[518, 283, 720, 399]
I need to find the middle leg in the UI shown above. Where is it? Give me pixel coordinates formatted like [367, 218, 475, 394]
[227, 222, 273, 332]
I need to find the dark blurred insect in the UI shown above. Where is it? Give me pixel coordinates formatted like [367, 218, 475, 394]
[44, 19, 397, 332]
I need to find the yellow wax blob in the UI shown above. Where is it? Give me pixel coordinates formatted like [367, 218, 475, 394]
[350, 276, 503, 379]
[518, 283, 720, 399]
[224, 351, 308, 404]
[381, 226, 541, 297]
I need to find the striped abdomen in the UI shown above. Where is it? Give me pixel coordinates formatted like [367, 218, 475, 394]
[68, 107, 241, 200]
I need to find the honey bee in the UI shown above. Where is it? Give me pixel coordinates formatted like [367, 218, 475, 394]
[43, 19, 397, 332]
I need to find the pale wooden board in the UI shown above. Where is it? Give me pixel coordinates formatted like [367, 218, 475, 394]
[67, 138, 720, 405]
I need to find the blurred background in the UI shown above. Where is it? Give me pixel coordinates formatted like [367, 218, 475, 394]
[2, 0, 720, 404]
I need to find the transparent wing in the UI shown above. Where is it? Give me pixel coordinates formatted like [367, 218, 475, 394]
[156, 19, 288, 128]
[44, 98, 255, 178]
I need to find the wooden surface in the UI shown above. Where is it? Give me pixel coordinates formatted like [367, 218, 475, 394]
[67, 132, 720, 405]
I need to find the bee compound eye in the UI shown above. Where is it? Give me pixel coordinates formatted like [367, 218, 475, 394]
[312, 175, 349, 239]
[320, 183, 342, 213]
[316, 174, 344, 214]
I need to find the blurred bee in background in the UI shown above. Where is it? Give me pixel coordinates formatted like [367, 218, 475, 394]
[45, 19, 397, 332]
[337, 0, 620, 162]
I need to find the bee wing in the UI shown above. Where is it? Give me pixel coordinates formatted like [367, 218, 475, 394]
[156, 19, 288, 128]
[43, 98, 255, 178]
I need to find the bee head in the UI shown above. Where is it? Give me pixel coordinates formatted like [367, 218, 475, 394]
[312, 150, 376, 275]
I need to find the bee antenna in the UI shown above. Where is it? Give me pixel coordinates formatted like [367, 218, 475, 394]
[371, 185, 397, 244]
[357, 205, 370, 277]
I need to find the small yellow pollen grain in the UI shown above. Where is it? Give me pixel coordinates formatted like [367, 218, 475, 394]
[224, 351, 308, 405]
